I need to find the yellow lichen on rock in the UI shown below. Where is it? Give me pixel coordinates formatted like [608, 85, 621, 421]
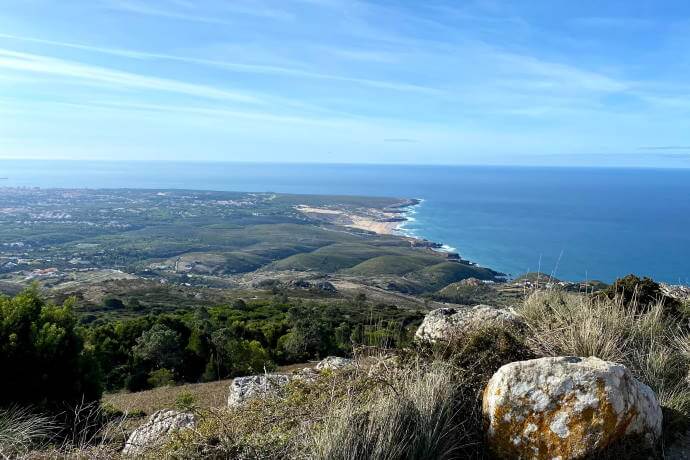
[482, 356, 662, 459]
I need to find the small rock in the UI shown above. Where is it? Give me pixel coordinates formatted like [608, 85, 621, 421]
[660, 283, 690, 301]
[415, 305, 523, 343]
[482, 356, 662, 460]
[122, 410, 196, 457]
[228, 374, 293, 406]
[315, 356, 353, 371]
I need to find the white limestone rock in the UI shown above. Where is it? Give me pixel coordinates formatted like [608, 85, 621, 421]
[315, 356, 353, 371]
[482, 356, 662, 459]
[415, 305, 523, 343]
[227, 374, 293, 406]
[122, 410, 196, 457]
[660, 283, 690, 301]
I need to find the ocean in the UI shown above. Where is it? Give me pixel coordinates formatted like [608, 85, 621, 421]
[1, 160, 689, 284]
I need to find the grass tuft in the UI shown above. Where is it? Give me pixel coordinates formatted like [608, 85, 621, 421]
[0, 406, 56, 458]
[519, 290, 690, 432]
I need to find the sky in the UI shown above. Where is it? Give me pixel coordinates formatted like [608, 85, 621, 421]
[2, 0, 690, 166]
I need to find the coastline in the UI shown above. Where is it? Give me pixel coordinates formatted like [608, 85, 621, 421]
[394, 199, 456, 253]
[393, 199, 506, 277]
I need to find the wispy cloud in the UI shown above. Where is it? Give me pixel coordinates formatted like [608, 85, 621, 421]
[0, 33, 442, 95]
[0, 48, 260, 103]
[493, 51, 629, 93]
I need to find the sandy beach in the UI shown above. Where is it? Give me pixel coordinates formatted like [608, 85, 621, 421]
[295, 205, 406, 235]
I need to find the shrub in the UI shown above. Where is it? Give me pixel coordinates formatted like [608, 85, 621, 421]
[600, 274, 681, 315]
[175, 391, 198, 413]
[147, 368, 175, 388]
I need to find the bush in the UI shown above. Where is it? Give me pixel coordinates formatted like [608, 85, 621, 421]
[439, 325, 533, 386]
[175, 391, 198, 413]
[147, 368, 175, 388]
[600, 274, 681, 315]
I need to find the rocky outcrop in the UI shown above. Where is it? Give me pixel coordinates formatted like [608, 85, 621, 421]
[482, 356, 662, 459]
[415, 305, 523, 343]
[316, 356, 353, 371]
[227, 358, 353, 407]
[228, 374, 293, 406]
[122, 410, 196, 457]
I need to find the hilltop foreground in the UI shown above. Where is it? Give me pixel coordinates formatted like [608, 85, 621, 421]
[1, 276, 689, 459]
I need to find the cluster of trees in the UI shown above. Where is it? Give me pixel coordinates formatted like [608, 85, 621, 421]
[85, 298, 419, 393]
[0, 288, 423, 408]
[0, 288, 100, 408]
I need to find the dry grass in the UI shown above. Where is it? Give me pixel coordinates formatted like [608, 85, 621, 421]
[155, 334, 530, 459]
[102, 363, 314, 416]
[153, 352, 487, 459]
[0, 406, 56, 458]
[519, 290, 690, 415]
[311, 361, 471, 460]
[1, 402, 129, 460]
[103, 379, 232, 416]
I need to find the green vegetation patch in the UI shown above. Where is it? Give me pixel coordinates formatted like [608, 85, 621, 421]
[407, 262, 500, 291]
[345, 254, 441, 276]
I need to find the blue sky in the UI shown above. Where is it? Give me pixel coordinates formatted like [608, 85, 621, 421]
[1, 0, 690, 166]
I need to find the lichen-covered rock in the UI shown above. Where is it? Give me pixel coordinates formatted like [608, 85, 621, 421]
[415, 305, 523, 343]
[122, 410, 196, 457]
[228, 374, 293, 406]
[660, 283, 690, 301]
[482, 356, 662, 459]
[315, 356, 353, 371]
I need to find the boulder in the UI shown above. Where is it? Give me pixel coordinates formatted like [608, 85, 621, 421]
[122, 410, 196, 457]
[482, 356, 662, 459]
[415, 305, 523, 343]
[228, 374, 293, 406]
[315, 356, 353, 371]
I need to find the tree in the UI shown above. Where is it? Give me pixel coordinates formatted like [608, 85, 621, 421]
[0, 288, 101, 408]
[132, 324, 183, 373]
[277, 306, 333, 362]
[205, 328, 273, 380]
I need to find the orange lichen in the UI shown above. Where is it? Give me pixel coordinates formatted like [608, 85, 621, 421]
[485, 377, 641, 460]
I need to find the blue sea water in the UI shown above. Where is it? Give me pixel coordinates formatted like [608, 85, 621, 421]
[1, 160, 689, 284]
